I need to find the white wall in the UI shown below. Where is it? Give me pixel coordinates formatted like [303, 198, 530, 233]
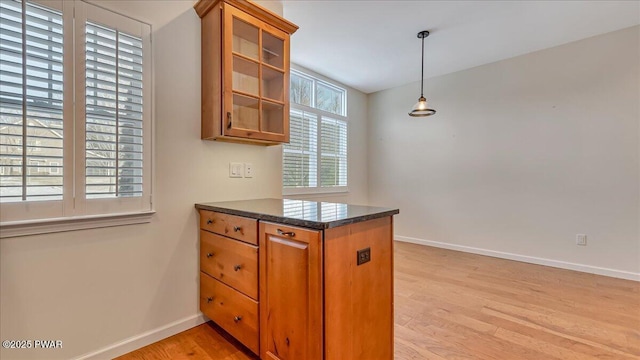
[368, 26, 640, 278]
[0, 1, 370, 359]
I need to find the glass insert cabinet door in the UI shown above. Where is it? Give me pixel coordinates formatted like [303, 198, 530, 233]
[223, 5, 290, 143]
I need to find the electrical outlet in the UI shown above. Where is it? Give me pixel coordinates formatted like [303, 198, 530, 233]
[357, 247, 371, 265]
[576, 234, 587, 246]
[244, 163, 253, 178]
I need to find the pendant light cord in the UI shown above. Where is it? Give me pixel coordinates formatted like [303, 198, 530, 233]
[420, 35, 424, 98]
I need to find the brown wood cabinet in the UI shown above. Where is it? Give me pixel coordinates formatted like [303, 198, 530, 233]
[259, 222, 323, 360]
[198, 210, 260, 354]
[195, 0, 298, 145]
[197, 204, 395, 359]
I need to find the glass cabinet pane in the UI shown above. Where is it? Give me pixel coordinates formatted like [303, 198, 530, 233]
[233, 55, 259, 95]
[262, 32, 284, 69]
[262, 101, 284, 134]
[232, 17, 259, 60]
[232, 94, 259, 130]
[262, 66, 284, 101]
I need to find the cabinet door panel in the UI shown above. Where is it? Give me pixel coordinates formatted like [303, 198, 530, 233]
[232, 55, 259, 96]
[259, 222, 322, 360]
[262, 101, 284, 134]
[232, 93, 260, 131]
[230, 14, 259, 60]
[262, 31, 284, 69]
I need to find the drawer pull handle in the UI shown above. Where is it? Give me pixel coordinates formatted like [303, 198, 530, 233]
[277, 229, 296, 237]
[234, 316, 242, 323]
[206, 297, 213, 303]
[206, 219, 213, 225]
[233, 264, 242, 271]
[233, 225, 241, 232]
[206, 253, 214, 258]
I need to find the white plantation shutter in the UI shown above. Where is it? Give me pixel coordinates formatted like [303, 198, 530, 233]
[0, 0, 64, 202]
[85, 22, 144, 199]
[284, 70, 347, 194]
[283, 109, 316, 188]
[320, 117, 347, 187]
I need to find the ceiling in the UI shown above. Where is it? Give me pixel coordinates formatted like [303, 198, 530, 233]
[283, 0, 640, 94]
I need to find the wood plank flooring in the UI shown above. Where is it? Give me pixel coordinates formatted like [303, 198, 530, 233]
[117, 242, 640, 360]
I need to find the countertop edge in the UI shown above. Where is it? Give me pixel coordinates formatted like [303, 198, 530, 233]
[194, 203, 399, 230]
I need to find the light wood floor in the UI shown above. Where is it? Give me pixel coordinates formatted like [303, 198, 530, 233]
[117, 242, 640, 360]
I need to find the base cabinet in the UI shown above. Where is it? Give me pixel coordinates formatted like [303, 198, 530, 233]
[259, 222, 323, 360]
[198, 209, 394, 359]
[324, 217, 394, 359]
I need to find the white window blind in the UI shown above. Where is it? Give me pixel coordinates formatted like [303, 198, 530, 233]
[85, 22, 144, 199]
[284, 69, 347, 194]
[320, 117, 347, 187]
[0, 0, 152, 228]
[0, 0, 64, 202]
[283, 109, 316, 188]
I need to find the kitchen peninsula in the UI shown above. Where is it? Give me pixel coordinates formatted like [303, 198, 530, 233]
[195, 198, 398, 359]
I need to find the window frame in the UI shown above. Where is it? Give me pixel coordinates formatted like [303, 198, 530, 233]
[283, 69, 348, 196]
[0, 0, 154, 238]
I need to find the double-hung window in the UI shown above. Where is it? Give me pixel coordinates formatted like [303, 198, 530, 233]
[283, 70, 347, 194]
[0, 0, 152, 232]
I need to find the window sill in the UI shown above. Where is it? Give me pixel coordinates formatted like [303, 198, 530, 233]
[0, 211, 155, 239]
[283, 187, 349, 197]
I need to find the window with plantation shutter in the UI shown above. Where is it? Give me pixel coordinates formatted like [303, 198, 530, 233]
[283, 70, 347, 195]
[0, 0, 152, 236]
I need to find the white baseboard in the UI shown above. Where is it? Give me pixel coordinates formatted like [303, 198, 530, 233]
[73, 313, 207, 360]
[395, 235, 640, 282]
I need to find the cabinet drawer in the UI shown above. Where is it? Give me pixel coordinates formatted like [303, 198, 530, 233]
[200, 272, 259, 354]
[200, 230, 258, 299]
[200, 210, 258, 245]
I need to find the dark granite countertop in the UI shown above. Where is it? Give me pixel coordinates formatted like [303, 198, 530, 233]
[195, 198, 399, 230]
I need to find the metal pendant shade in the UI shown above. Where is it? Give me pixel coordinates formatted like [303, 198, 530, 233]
[409, 30, 436, 117]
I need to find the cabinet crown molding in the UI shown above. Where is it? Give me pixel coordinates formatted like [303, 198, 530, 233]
[194, 0, 299, 34]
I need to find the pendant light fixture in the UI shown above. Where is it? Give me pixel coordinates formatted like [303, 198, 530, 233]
[409, 30, 436, 117]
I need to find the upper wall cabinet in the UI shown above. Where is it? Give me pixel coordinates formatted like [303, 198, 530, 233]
[195, 0, 299, 145]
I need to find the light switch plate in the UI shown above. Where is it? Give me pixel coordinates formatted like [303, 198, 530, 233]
[244, 163, 253, 178]
[229, 162, 243, 178]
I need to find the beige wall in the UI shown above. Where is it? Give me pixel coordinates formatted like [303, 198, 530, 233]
[368, 26, 640, 277]
[0, 1, 369, 359]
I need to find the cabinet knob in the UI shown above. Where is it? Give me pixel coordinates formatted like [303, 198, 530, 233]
[233, 264, 242, 271]
[277, 229, 296, 237]
[233, 225, 241, 232]
[227, 112, 232, 129]
[206, 219, 213, 225]
[234, 315, 242, 323]
[206, 253, 214, 258]
[206, 297, 213, 303]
